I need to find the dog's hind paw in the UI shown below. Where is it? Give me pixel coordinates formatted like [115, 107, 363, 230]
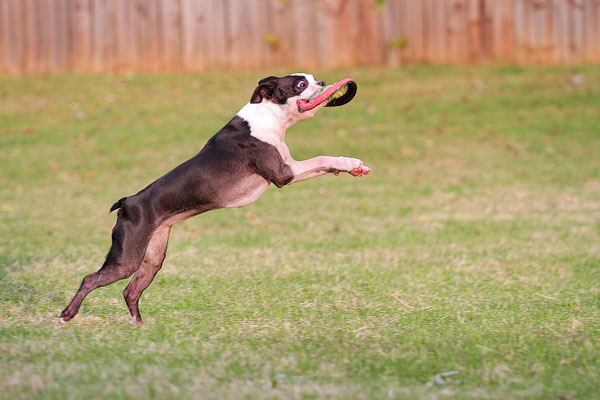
[58, 317, 67, 325]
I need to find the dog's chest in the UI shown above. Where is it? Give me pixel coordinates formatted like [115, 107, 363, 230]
[221, 174, 269, 208]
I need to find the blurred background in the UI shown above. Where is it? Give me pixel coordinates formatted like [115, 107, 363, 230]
[2, 1, 600, 399]
[1, 0, 599, 74]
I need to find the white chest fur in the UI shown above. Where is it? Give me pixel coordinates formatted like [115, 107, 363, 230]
[237, 102, 286, 146]
[237, 105, 294, 164]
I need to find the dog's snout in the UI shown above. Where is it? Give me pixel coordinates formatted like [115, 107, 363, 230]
[317, 81, 326, 86]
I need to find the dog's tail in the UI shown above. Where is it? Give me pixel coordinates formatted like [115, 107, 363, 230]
[110, 197, 127, 213]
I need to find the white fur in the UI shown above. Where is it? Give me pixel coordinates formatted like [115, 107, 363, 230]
[237, 101, 288, 148]
[291, 73, 317, 85]
[236, 73, 326, 154]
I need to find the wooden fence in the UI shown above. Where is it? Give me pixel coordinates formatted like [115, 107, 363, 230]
[1, 0, 599, 74]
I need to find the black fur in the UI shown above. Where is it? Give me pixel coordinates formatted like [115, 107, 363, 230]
[59, 74, 348, 326]
[251, 75, 310, 104]
[60, 116, 293, 324]
[110, 198, 126, 213]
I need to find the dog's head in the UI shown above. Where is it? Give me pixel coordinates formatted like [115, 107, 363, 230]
[250, 73, 327, 123]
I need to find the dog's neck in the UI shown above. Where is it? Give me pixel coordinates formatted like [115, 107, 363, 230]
[237, 101, 297, 148]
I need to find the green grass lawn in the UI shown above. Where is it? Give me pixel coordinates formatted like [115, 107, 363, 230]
[1, 66, 599, 399]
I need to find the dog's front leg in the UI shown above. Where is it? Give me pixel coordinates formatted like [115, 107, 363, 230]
[289, 156, 371, 183]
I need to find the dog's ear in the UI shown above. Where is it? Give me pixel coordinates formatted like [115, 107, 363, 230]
[250, 77, 278, 104]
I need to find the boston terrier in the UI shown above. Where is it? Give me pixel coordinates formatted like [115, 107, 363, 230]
[59, 73, 371, 326]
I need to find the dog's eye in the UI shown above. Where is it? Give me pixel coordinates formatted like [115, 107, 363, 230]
[297, 81, 307, 89]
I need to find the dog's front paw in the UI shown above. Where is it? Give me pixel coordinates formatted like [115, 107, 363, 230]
[334, 157, 371, 177]
[349, 164, 371, 177]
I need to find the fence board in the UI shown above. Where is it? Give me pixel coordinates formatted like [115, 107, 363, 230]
[582, 0, 593, 61]
[1, 0, 599, 74]
[52, 0, 69, 71]
[553, 0, 570, 63]
[354, 0, 380, 65]
[543, 0, 557, 64]
[480, 0, 493, 61]
[292, 0, 319, 69]
[66, 0, 75, 70]
[209, 0, 228, 69]
[584, 0, 600, 61]
[181, 0, 203, 70]
[116, 0, 135, 72]
[158, 0, 181, 71]
[4, 0, 22, 73]
[72, 0, 91, 71]
[395, 0, 408, 64]
[530, 0, 544, 63]
[404, 0, 423, 62]
[134, 0, 158, 72]
[319, 0, 360, 68]
[466, 0, 481, 62]
[270, 0, 298, 68]
[503, 0, 517, 62]
[229, 0, 255, 69]
[243, 0, 263, 69]
[520, 0, 534, 63]
[384, 0, 397, 65]
[23, 0, 36, 73]
[569, 0, 585, 62]
[0, 0, 5, 73]
[448, 0, 468, 63]
[514, 0, 524, 62]
[489, 0, 503, 61]
[433, 0, 448, 63]
[420, 0, 432, 62]
[539, 0, 554, 63]
[90, 0, 113, 71]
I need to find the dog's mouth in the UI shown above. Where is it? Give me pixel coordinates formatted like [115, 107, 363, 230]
[297, 78, 357, 112]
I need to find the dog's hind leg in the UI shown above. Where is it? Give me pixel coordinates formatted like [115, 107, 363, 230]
[123, 226, 171, 326]
[59, 201, 154, 324]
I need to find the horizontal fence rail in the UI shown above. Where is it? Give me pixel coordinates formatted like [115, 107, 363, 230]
[0, 0, 599, 74]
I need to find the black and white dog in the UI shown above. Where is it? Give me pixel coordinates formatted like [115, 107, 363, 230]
[59, 73, 371, 325]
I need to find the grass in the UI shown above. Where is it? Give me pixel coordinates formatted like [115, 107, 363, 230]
[1, 65, 599, 399]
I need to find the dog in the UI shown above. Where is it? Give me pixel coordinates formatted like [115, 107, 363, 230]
[59, 73, 371, 325]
